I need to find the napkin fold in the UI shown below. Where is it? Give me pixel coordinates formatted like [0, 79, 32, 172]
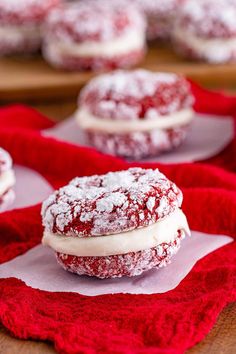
[0, 83, 235, 354]
[0, 104, 55, 130]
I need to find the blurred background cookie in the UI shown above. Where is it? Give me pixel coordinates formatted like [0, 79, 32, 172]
[0, 0, 60, 55]
[42, 0, 146, 71]
[76, 69, 194, 158]
[173, 0, 236, 63]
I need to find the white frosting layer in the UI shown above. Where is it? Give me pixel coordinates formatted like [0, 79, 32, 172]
[76, 108, 194, 133]
[45, 29, 145, 58]
[42, 208, 190, 257]
[0, 25, 40, 42]
[0, 169, 15, 196]
[174, 27, 236, 63]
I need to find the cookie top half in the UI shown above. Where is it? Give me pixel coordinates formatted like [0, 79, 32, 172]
[42, 167, 183, 237]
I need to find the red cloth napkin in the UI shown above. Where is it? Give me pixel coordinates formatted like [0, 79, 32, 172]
[0, 83, 235, 354]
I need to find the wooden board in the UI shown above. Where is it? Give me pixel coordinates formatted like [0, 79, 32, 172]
[1, 43, 236, 103]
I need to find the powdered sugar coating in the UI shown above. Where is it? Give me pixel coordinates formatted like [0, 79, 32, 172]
[134, 0, 179, 14]
[42, 1, 146, 70]
[0, 0, 60, 25]
[79, 70, 193, 121]
[133, 0, 181, 39]
[56, 230, 185, 278]
[0, 148, 13, 174]
[87, 126, 188, 159]
[42, 168, 183, 237]
[172, 34, 236, 63]
[0, 0, 60, 54]
[175, 0, 236, 39]
[44, 1, 146, 43]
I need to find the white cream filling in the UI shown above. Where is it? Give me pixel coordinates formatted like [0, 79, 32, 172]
[42, 208, 190, 257]
[75, 108, 194, 134]
[0, 25, 40, 42]
[0, 170, 15, 196]
[45, 29, 145, 58]
[174, 26, 236, 62]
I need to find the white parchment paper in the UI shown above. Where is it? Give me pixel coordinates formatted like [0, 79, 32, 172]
[0, 232, 232, 296]
[44, 113, 234, 164]
[5, 165, 53, 211]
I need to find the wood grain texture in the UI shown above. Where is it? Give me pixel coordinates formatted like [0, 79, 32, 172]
[1, 43, 236, 103]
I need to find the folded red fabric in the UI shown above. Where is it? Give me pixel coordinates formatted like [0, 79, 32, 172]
[1, 83, 235, 171]
[0, 104, 55, 130]
[190, 80, 236, 115]
[190, 81, 236, 171]
[0, 84, 235, 354]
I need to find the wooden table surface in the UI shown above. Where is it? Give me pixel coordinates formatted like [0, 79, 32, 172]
[2, 43, 236, 103]
[0, 101, 235, 353]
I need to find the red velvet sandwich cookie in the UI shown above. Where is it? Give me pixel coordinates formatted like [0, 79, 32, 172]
[0, 147, 15, 211]
[134, 0, 181, 40]
[173, 0, 236, 63]
[42, 1, 146, 71]
[42, 167, 190, 279]
[0, 0, 60, 55]
[76, 69, 194, 159]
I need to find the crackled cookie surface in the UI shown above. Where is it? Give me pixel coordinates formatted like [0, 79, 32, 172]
[42, 168, 190, 278]
[42, 1, 146, 71]
[0, 0, 60, 55]
[134, 0, 181, 40]
[76, 69, 194, 158]
[173, 0, 236, 63]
